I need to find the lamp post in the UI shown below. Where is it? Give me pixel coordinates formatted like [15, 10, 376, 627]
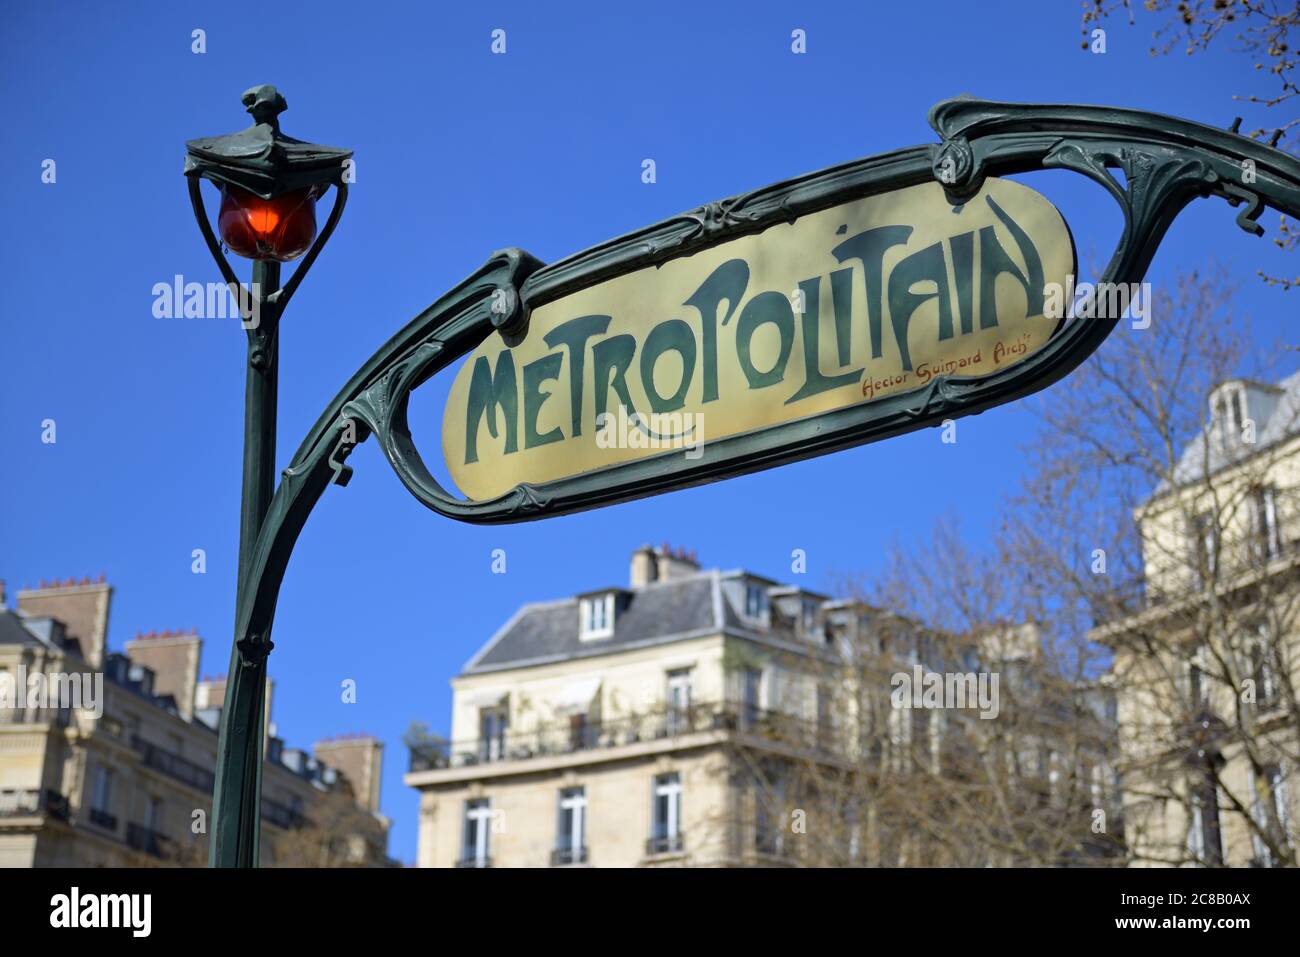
[185, 85, 350, 867]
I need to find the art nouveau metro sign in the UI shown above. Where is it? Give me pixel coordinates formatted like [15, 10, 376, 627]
[257, 98, 1300, 544]
[444, 179, 1073, 500]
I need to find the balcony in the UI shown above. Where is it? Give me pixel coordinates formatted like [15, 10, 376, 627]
[408, 702, 831, 775]
[261, 797, 310, 830]
[0, 787, 70, 821]
[455, 856, 492, 868]
[130, 735, 215, 794]
[88, 807, 117, 832]
[1140, 535, 1300, 612]
[551, 846, 588, 866]
[646, 834, 684, 856]
[126, 822, 169, 858]
[0, 706, 71, 727]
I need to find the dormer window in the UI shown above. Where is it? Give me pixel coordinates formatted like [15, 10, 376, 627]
[579, 593, 615, 640]
[1212, 384, 1247, 447]
[744, 584, 769, 620]
[801, 599, 819, 631]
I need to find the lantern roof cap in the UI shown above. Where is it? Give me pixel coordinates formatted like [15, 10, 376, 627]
[184, 84, 352, 199]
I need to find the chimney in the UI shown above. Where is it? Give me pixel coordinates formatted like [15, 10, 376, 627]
[195, 674, 227, 711]
[195, 673, 272, 747]
[630, 544, 658, 588]
[631, 544, 701, 587]
[17, 577, 112, 666]
[125, 630, 202, 719]
[655, 544, 700, 582]
[314, 735, 384, 813]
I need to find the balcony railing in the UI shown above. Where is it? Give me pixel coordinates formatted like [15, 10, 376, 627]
[261, 797, 310, 830]
[551, 846, 588, 865]
[125, 822, 170, 858]
[409, 702, 835, 773]
[130, 735, 215, 794]
[0, 787, 70, 821]
[0, 706, 72, 727]
[455, 855, 492, 868]
[646, 834, 684, 856]
[1142, 535, 1300, 609]
[88, 807, 117, 831]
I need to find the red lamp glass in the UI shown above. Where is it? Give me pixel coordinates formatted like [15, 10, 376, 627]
[217, 184, 319, 262]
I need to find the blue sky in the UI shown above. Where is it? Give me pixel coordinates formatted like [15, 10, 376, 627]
[2, 1, 1295, 864]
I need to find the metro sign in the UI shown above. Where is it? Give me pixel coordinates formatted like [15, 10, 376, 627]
[444, 178, 1073, 500]
[273, 97, 1298, 529]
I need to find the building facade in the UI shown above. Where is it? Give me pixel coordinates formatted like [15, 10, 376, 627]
[0, 577, 391, 867]
[406, 545, 1121, 867]
[405, 546, 843, 867]
[1101, 375, 1300, 867]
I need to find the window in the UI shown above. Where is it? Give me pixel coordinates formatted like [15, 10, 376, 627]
[649, 773, 682, 854]
[1251, 486, 1280, 562]
[568, 712, 590, 751]
[816, 684, 832, 748]
[462, 798, 493, 867]
[744, 584, 769, 620]
[848, 811, 862, 865]
[1266, 765, 1291, 855]
[1231, 390, 1246, 432]
[479, 707, 508, 762]
[91, 766, 112, 813]
[1187, 780, 1223, 866]
[1250, 765, 1292, 866]
[579, 594, 614, 640]
[910, 707, 930, 770]
[143, 796, 162, 834]
[1188, 662, 1204, 711]
[0, 667, 19, 721]
[890, 708, 914, 772]
[666, 669, 692, 734]
[89, 765, 115, 831]
[1191, 512, 1218, 586]
[801, 599, 819, 632]
[754, 769, 786, 857]
[740, 668, 763, 729]
[555, 786, 587, 864]
[1213, 387, 1246, 447]
[1248, 623, 1278, 710]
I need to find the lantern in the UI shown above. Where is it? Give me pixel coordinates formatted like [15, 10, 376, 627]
[185, 85, 351, 263]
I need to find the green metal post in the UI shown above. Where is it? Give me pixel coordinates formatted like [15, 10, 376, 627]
[210, 260, 281, 867]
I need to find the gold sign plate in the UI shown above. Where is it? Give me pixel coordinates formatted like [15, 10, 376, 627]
[444, 177, 1073, 501]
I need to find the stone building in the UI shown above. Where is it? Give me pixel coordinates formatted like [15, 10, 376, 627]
[1098, 375, 1300, 867]
[406, 545, 1120, 867]
[0, 577, 391, 867]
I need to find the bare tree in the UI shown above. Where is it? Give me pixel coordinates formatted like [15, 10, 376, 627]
[1083, 0, 1300, 288]
[714, 522, 1123, 867]
[262, 785, 388, 868]
[1006, 266, 1298, 866]
[715, 267, 1296, 868]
